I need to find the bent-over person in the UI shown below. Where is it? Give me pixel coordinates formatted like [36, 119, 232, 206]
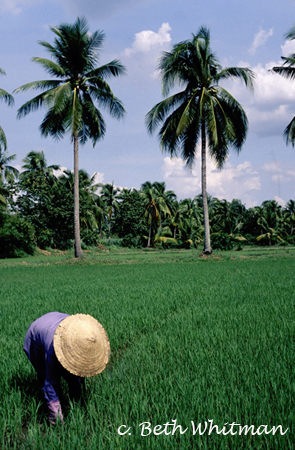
[23, 312, 110, 424]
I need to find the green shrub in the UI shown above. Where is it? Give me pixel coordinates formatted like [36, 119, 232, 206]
[122, 233, 142, 248]
[244, 233, 256, 245]
[0, 213, 36, 258]
[211, 233, 234, 251]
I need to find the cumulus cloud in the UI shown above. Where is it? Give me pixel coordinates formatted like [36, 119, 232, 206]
[161, 156, 261, 206]
[274, 196, 286, 207]
[124, 23, 171, 56]
[281, 39, 295, 57]
[248, 28, 273, 55]
[92, 172, 104, 185]
[222, 54, 295, 137]
[121, 23, 172, 80]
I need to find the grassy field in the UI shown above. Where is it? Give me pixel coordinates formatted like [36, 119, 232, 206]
[1, 247, 294, 449]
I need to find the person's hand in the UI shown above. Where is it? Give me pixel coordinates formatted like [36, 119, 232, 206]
[48, 400, 64, 425]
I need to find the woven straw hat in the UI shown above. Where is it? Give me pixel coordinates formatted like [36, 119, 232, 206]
[53, 314, 110, 377]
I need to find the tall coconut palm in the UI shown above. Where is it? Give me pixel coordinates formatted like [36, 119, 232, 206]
[272, 24, 295, 145]
[14, 17, 126, 257]
[0, 68, 14, 152]
[146, 26, 255, 254]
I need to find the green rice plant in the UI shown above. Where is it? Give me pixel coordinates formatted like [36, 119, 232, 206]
[0, 250, 294, 449]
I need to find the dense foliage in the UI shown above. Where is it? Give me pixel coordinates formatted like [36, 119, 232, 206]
[0, 211, 35, 258]
[0, 149, 294, 257]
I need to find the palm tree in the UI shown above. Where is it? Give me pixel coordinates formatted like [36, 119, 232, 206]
[146, 26, 255, 254]
[21, 150, 59, 184]
[98, 182, 121, 245]
[0, 68, 14, 152]
[256, 210, 283, 246]
[168, 200, 184, 239]
[151, 181, 176, 230]
[14, 17, 126, 258]
[272, 24, 295, 145]
[140, 181, 172, 247]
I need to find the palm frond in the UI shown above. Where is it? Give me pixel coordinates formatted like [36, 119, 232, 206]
[0, 126, 7, 150]
[86, 60, 127, 80]
[0, 88, 14, 106]
[39, 105, 68, 139]
[14, 80, 61, 94]
[145, 91, 187, 134]
[87, 85, 125, 119]
[217, 67, 255, 92]
[16, 88, 56, 118]
[79, 95, 106, 145]
[284, 116, 295, 146]
[285, 24, 295, 41]
[272, 65, 295, 81]
[32, 57, 66, 77]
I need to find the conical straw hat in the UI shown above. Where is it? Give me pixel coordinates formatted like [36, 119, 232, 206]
[53, 314, 110, 377]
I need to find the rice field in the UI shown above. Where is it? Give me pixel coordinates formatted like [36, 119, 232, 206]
[1, 248, 294, 449]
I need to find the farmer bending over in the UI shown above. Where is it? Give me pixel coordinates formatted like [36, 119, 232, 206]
[23, 312, 110, 424]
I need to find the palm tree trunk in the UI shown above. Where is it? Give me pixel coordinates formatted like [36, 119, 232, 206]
[201, 120, 212, 254]
[147, 218, 152, 248]
[108, 217, 111, 246]
[73, 133, 83, 258]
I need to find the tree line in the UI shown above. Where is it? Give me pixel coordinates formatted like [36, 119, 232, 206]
[1, 18, 295, 257]
[0, 149, 295, 258]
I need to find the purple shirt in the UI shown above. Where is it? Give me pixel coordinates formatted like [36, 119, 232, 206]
[23, 312, 70, 402]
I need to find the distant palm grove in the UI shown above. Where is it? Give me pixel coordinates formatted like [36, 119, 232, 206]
[1, 17, 295, 258]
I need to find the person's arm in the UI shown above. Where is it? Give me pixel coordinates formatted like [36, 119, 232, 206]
[44, 347, 64, 424]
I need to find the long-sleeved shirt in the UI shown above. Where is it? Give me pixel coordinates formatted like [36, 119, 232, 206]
[23, 311, 80, 402]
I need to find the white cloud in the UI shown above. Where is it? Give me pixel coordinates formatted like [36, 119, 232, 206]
[274, 196, 286, 207]
[161, 156, 261, 206]
[222, 58, 295, 137]
[121, 23, 172, 81]
[281, 39, 295, 57]
[262, 161, 282, 172]
[124, 23, 171, 57]
[53, 167, 68, 178]
[92, 172, 104, 185]
[286, 169, 295, 178]
[249, 28, 273, 55]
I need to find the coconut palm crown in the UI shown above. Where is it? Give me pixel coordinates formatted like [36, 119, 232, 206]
[272, 24, 295, 146]
[14, 17, 126, 257]
[146, 26, 255, 253]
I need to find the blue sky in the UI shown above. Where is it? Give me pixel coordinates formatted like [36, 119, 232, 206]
[1, 0, 295, 207]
